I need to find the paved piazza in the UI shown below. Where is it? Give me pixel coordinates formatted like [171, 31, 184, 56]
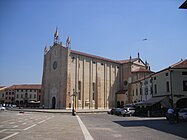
[0, 111, 187, 140]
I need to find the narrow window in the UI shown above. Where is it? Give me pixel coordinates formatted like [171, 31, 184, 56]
[165, 73, 168, 76]
[166, 81, 170, 92]
[182, 72, 187, 75]
[92, 82, 95, 100]
[140, 88, 142, 95]
[78, 81, 81, 100]
[150, 87, 153, 94]
[183, 81, 187, 91]
[145, 87, 148, 95]
[154, 84, 157, 94]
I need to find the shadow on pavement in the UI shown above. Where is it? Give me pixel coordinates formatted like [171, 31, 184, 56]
[113, 118, 187, 139]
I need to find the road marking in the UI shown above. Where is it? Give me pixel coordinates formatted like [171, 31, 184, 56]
[22, 122, 27, 125]
[76, 115, 94, 140]
[23, 124, 36, 131]
[12, 125, 18, 128]
[0, 129, 7, 133]
[1, 132, 19, 140]
[38, 120, 46, 124]
[46, 116, 54, 120]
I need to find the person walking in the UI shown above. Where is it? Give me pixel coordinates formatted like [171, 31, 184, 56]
[167, 108, 174, 124]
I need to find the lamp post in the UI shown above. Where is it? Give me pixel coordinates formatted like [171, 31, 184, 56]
[70, 89, 78, 116]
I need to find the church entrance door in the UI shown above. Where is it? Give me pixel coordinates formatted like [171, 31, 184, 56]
[52, 97, 56, 109]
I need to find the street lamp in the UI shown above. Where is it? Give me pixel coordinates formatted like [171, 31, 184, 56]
[70, 89, 78, 116]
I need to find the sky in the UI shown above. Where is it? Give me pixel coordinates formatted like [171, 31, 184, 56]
[0, 0, 187, 86]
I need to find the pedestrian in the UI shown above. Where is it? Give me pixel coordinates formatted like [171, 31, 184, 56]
[174, 108, 179, 123]
[167, 108, 174, 124]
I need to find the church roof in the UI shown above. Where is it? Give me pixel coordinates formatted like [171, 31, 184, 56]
[132, 67, 154, 73]
[116, 58, 139, 64]
[71, 50, 118, 64]
[71, 49, 140, 65]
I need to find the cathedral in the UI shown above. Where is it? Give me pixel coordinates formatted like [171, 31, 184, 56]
[41, 29, 152, 109]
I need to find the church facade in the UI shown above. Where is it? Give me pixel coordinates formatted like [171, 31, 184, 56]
[41, 30, 152, 109]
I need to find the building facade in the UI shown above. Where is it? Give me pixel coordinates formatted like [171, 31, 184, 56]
[133, 59, 187, 109]
[42, 30, 152, 109]
[0, 84, 41, 107]
[152, 59, 187, 108]
[130, 75, 153, 104]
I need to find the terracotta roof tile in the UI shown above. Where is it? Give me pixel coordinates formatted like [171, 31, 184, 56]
[71, 50, 119, 63]
[7, 84, 41, 90]
[132, 67, 154, 73]
[71, 49, 139, 64]
[116, 58, 139, 64]
[171, 59, 187, 69]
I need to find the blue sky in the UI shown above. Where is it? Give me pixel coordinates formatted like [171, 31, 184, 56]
[0, 0, 187, 86]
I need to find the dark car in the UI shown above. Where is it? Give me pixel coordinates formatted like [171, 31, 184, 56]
[115, 108, 125, 116]
[178, 108, 187, 121]
[108, 108, 116, 115]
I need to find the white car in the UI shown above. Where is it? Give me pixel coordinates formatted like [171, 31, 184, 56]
[121, 107, 135, 117]
[0, 106, 6, 111]
[178, 108, 187, 120]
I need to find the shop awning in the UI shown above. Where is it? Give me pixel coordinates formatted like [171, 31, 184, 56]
[135, 96, 169, 107]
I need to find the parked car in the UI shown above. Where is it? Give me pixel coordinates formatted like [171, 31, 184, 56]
[115, 108, 124, 116]
[121, 107, 135, 117]
[108, 108, 116, 115]
[0, 106, 6, 111]
[178, 108, 187, 121]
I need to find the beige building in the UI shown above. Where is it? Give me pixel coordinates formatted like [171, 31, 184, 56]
[42, 30, 152, 109]
[0, 84, 41, 107]
[13, 84, 41, 107]
[130, 75, 153, 104]
[152, 59, 187, 108]
[0, 86, 7, 104]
